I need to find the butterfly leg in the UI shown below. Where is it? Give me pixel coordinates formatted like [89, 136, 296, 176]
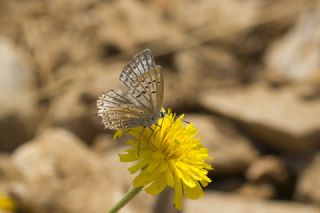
[144, 127, 157, 151]
[152, 117, 165, 139]
[137, 126, 146, 157]
[147, 127, 154, 145]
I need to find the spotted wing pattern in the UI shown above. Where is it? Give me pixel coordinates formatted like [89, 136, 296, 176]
[97, 49, 164, 130]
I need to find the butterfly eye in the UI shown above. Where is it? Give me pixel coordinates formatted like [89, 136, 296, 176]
[159, 112, 165, 118]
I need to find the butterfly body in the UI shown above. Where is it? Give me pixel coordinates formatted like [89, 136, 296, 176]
[97, 49, 164, 130]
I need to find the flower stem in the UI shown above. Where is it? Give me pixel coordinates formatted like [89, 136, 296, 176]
[108, 186, 143, 213]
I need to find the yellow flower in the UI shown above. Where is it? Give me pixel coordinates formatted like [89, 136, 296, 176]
[0, 194, 16, 212]
[116, 109, 213, 209]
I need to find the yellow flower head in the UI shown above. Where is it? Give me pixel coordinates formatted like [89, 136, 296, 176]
[0, 194, 16, 212]
[116, 109, 213, 209]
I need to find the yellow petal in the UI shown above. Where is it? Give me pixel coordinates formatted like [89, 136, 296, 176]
[181, 175, 196, 188]
[159, 161, 168, 172]
[114, 129, 124, 140]
[128, 159, 150, 174]
[166, 172, 174, 187]
[174, 174, 183, 210]
[200, 179, 209, 187]
[175, 163, 196, 188]
[119, 153, 137, 162]
[133, 169, 159, 187]
[127, 127, 143, 138]
[126, 140, 137, 146]
[145, 174, 167, 195]
[146, 159, 161, 173]
[183, 181, 204, 200]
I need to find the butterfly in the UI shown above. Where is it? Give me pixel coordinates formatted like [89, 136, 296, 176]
[97, 49, 164, 130]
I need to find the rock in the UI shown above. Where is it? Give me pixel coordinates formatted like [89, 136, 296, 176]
[240, 156, 290, 199]
[154, 189, 178, 213]
[100, 147, 157, 213]
[0, 154, 21, 211]
[135, 0, 261, 56]
[185, 192, 320, 213]
[237, 183, 275, 199]
[42, 87, 99, 143]
[185, 114, 258, 175]
[40, 62, 123, 143]
[200, 83, 320, 152]
[0, 154, 21, 181]
[91, 132, 133, 156]
[10, 128, 154, 213]
[162, 71, 195, 110]
[91, 134, 116, 155]
[46, 0, 99, 12]
[212, 177, 245, 192]
[166, 0, 258, 39]
[295, 153, 320, 205]
[246, 156, 288, 184]
[96, 0, 178, 53]
[174, 47, 240, 95]
[265, 6, 320, 83]
[0, 37, 37, 152]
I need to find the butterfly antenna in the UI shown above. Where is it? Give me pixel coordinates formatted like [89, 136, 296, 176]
[176, 112, 189, 124]
[182, 119, 190, 124]
[147, 127, 154, 147]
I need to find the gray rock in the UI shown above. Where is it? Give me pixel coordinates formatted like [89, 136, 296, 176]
[295, 153, 320, 205]
[240, 156, 289, 199]
[265, 6, 320, 83]
[200, 84, 320, 152]
[186, 114, 258, 175]
[96, 0, 178, 53]
[10, 128, 154, 213]
[185, 192, 320, 213]
[246, 156, 288, 184]
[0, 154, 22, 209]
[237, 183, 275, 199]
[0, 38, 37, 152]
[91, 134, 117, 155]
[167, 0, 258, 39]
[174, 47, 240, 93]
[0, 154, 21, 182]
[40, 62, 122, 143]
[101, 146, 156, 213]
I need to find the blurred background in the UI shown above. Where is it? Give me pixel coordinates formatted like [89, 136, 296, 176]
[0, 0, 320, 212]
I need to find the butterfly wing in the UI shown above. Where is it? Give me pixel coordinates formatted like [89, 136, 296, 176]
[120, 49, 163, 114]
[97, 89, 151, 129]
[97, 49, 164, 130]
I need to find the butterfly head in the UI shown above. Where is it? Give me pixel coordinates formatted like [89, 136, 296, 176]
[159, 111, 166, 118]
[144, 112, 165, 127]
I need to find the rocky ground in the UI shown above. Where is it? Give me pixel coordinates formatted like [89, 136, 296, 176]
[0, 0, 319, 213]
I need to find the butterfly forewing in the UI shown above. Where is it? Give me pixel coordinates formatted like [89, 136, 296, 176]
[97, 49, 164, 130]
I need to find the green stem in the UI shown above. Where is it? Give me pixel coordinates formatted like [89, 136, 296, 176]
[108, 186, 143, 213]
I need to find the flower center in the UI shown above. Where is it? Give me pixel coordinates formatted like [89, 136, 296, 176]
[152, 151, 164, 160]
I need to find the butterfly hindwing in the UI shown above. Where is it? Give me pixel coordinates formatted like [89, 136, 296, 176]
[97, 89, 153, 129]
